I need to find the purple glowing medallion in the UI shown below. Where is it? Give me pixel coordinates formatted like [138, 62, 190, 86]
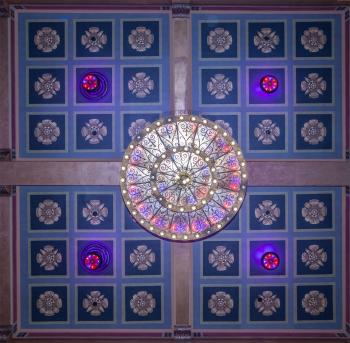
[261, 252, 280, 270]
[82, 73, 99, 92]
[80, 71, 108, 100]
[260, 75, 279, 93]
[84, 253, 101, 270]
[80, 241, 111, 273]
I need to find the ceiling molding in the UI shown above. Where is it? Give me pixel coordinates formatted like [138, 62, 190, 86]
[1, 0, 349, 7]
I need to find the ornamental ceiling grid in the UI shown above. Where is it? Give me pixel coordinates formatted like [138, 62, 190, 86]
[191, 11, 345, 160]
[4, 4, 350, 341]
[13, 8, 347, 160]
[14, 10, 170, 159]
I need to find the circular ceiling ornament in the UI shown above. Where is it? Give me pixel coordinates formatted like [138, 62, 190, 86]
[260, 75, 279, 94]
[120, 115, 248, 242]
[80, 71, 108, 100]
[80, 241, 111, 273]
[261, 252, 280, 270]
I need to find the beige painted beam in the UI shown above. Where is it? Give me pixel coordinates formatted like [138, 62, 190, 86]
[0, 161, 120, 185]
[0, 161, 349, 186]
[247, 160, 350, 186]
[0, 16, 11, 334]
[171, 8, 193, 326]
[171, 242, 192, 325]
[0, 18, 10, 149]
[171, 13, 192, 112]
[0, 197, 11, 326]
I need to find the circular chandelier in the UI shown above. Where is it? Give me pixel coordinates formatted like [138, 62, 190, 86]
[120, 115, 247, 242]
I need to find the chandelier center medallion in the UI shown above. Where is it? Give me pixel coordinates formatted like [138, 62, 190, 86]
[120, 115, 247, 242]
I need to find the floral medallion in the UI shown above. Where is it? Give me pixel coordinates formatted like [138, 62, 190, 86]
[208, 291, 234, 317]
[82, 290, 109, 316]
[82, 200, 108, 225]
[301, 73, 327, 99]
[253, 119, 280, 145]
[36, 199, 62, 225]
[302, 290, 327, 316]
[128, 72, 154, 98]
[301, 244, 327, 270]
[302, 199, 327, 225]
[36, 290, 62, 316]
[207, 74, 233, 100]
[129, 245, 156, 271]
[36, 245, 62, 271]
[34, 73, 61, 99]
[253, 27, 280, 53]
[254, 200, 280, 225]
[208, 245, 234, 271]
[128, 119, 151, 140]
[130, 291, 156, 316]
[81, 119, 107, 145]
[34, 27, 60, 53]
[81, 27, 107, 53]
[301, 119, 327, 145]
[301, 27, 327, 53]
[214, 120, 233, 136]
[34, 119, 60, 145]
[254, 290, 280, 316]
[128, 26, 154, 52]
[207, 27, 233, 53]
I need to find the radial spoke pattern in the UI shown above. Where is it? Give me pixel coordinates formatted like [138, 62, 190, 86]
[120, 115, 247, 241]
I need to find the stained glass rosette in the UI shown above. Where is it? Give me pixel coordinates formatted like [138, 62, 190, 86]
[120, 115, 247, 242]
